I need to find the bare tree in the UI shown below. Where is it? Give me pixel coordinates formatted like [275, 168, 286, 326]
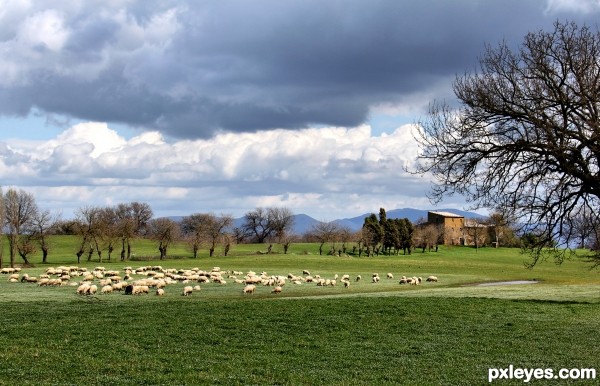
[130, 202, 153, 236]
[242, 207, 294, 244]
[270, 207, 295, 243]
[181, 213, 233, 257]
[562, 205, 600, 250]
[464, 219, 488, 251]
[181, 214, 205, 258]
[242, 207, 272, 243]
[114, 202, 152, 260]
[97, 207, 120, 261]
[308, 221, 340, 256]
[4, 188, 38, 267]
[204, 214, 233, 257]
[148, 218, 180, 260]
[73, 206, 103, 263]
[486, 211, 517, 248]
[31, 209, 61, 263]
[413, 21, 600, 265]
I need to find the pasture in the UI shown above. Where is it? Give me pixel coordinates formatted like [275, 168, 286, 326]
[0, 241, 599, 385]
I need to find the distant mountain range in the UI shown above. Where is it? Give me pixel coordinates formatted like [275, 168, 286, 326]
[178, 208, 484, 236]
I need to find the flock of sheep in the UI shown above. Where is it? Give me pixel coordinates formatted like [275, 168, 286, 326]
[2, 265, 439, 297]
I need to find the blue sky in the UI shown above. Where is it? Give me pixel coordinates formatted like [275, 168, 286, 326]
[0, 0, 598, 220]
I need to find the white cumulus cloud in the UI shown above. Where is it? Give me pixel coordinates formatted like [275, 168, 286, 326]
[0, 121, 455, 219]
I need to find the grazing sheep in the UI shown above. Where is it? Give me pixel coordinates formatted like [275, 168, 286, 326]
[193, 285, 201, 291]
[343, 280, 350, 288]
[245, 276, 262, 285]
[271, 286, 282, 294]
[22, 275, 38, 283]
[372, 275, 380, 283]
[182, 286, 193, 296]
[8, 274, 19, 281]
[399, 276, 408, 284]
[88, 285, 98, 295]
[77, 283, 91, 295]
[156, 288, 165, 296]
[243, 284, 256, 294]
[356, 275, 362, 282]
[426, 275, 438, 282]
[387, 273, 394, 279]
[132, 285, 149, 295]
[341, 274, 350, 281]
[304, 276, 314, 283]
[101, 285, 113, 294]
[303, 270, 310, 275]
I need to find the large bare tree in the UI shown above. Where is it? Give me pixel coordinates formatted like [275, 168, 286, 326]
[31, 209, 61, 263]
[4, 188, 38, 267]
[413, 21, 600, 265]
[181, 213, 233, 257]
[148, 218, 180, 260]
[242, 207, 294, 244]
[73, 206, 103, 263]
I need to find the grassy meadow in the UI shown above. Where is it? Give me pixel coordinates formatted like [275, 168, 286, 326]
[0, 238, 599, 385]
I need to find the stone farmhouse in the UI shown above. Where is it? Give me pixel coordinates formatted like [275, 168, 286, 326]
[427, 211, 488, 246]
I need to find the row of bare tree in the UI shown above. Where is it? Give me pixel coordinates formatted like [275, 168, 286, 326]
[0, 188, 301, 266]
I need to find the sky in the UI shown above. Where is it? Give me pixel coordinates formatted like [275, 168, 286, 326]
[0, 0, 599, 221]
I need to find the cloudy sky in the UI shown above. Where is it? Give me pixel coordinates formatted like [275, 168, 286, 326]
[0, 0, 598, 221]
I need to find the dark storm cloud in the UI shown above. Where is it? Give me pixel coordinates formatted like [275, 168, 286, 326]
[0, 0, 597, 138]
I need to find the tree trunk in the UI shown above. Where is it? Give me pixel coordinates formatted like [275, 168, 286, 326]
[42, 246, 49, 263]
[19, 253, 30, 265]
[120, 238, 126, 261]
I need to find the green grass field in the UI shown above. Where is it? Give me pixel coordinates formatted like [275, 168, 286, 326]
[0, 239, 599, 385]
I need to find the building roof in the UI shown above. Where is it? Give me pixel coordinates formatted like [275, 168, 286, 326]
[428, 211, 464, 218]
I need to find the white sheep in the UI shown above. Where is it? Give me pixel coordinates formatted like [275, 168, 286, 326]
[271, 286, 282, 294]
[387, 273, 394, 279]
[303, 270, 310, 275]
[88, 285, 98, 295]
[426, 275, 438, 282]
[156, 288, 165, 296]
[356, 275, 362, 282]
[182, 286, 193, 296]
[132, 285, 149, 295]
[77, 283, 91, 294]
[101, 285, 113, 294]
[243, 284, 256, 294]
